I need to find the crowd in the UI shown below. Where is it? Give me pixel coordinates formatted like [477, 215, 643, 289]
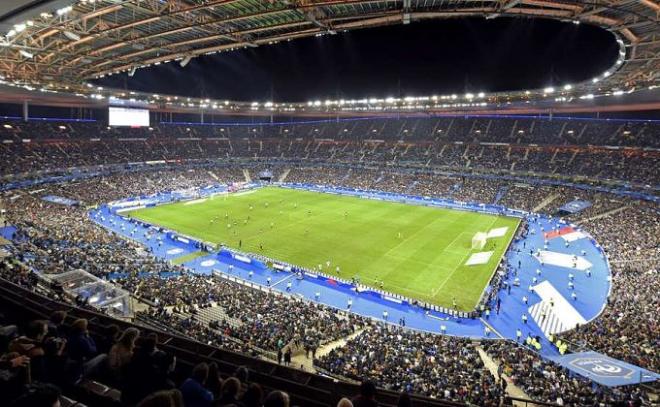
[560, 204, 659, 373]
[0, 158, 656, 406]
[316, 324, 504, 406]
[481, 340, 649, 406]
[0, 310, 303, 407]
[0, 119, 658, 185]
[317, 323, 652, 406]
[118, 273, 366, 354]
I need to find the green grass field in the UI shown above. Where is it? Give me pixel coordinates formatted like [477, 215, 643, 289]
[127, 187, 519, 310]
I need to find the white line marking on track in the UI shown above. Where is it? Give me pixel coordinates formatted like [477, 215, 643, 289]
[272, 274, 294, 287]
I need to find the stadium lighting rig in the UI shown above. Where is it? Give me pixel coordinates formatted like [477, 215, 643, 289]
[0, 0, 655, 116]
[180, 56, 193, 68]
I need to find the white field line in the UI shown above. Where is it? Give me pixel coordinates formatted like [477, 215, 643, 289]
[430, 216, 499, 298]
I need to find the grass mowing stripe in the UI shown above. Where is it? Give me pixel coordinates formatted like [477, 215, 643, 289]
[127, 186, 519, 310]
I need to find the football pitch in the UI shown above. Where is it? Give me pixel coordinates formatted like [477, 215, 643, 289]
[127, 187, 519, 310]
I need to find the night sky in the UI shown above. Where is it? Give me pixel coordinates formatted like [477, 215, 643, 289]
[95, 17, 619, 102]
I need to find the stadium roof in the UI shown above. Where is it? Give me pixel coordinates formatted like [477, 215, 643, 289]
[0, 0, 658, 115]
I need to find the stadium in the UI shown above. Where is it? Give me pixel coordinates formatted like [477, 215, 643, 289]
[0, 0, 658, 406]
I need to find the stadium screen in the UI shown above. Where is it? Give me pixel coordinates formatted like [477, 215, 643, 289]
[108, 107, 150, 127]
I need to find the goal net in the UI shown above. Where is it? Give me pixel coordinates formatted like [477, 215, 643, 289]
[472, 232, 488, 250]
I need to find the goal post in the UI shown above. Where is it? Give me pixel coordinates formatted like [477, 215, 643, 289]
[472, 232, 488, 250]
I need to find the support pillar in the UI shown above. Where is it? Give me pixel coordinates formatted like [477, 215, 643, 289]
[22, 100, 28, 122]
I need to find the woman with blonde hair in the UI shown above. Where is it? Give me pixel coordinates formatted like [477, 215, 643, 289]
[108, 327, 139, 379]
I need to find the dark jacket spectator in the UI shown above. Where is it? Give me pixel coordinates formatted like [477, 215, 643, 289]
[264, 390, 290, 407]
[9, 320, 65, 382]
[8, 382, 61, 407]
[215, 377, 240, 406]
[96, 324, 120, 355]
[66, 319, 97, 362]
[122, 334, 174, 404]
[137, 389, 184, 407]
[47, 311, 68, 339]
[352, 381, 378, 407]
[397, 392, 412, 407]
[206, 362, 223, 399]
[179, 362, 213, 407]
[241, 383, 264, 407]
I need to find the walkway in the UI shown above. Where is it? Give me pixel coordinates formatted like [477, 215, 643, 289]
[293, 328, 366, 373]
[476, 347, 534, 407]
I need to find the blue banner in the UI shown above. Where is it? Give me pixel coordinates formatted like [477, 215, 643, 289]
[558, 200, 592, 214]
[550, 351, 659, 387]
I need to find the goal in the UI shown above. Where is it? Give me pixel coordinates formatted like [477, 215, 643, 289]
[472, 232, 488, 250]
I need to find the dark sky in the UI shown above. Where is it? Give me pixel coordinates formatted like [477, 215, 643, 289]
[95, 17, 619, 102]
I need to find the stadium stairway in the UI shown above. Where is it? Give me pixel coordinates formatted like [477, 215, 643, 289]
[207, 170, 220, 181]
[476, 346, 532, 405]
[493, 185, 510, 205]
[243, 168, 251, 182]
[404, 180, 418, 194]
[193, 304, 243, 329]
[278, 168, 291, 182]
[533, 192, 561, 213]
[341, 168, 352, 181]
[299, 328, 366, 373]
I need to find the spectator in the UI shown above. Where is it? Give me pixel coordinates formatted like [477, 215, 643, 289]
[47, 311, 68, 339]
[264, 390, 290, 407]
[337, 398, 353, 407]
[241, 383, 264, 407]
[179, 362, 213, 407]
[9, 320, 66, 382]
[108, 327, 139, 380]
[123, 333, 174, 404]
[215, 376, 241, 406]
[205, 362, 223, 399]
[137, 389, 185, 407]
[96, 324, 120, 355]
[352, 381, 378, 407]
[8, 382, 61, 407]
[66, 319, 97, 362]
[397, 392, 412, 407]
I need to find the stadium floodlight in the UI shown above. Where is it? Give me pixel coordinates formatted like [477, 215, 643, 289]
[544, 87, 554, 94]
[180, 56, 192, 68]
[563, 84, 572, 90]
[56, 6, 73, 16]
[63, 31, 81, 41]
[19, 50, 34, 59]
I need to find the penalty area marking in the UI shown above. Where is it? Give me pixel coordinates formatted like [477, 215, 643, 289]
[430, 216, 498, 301]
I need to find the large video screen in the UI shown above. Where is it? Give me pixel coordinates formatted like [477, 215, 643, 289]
[108, 107, 150, 127]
